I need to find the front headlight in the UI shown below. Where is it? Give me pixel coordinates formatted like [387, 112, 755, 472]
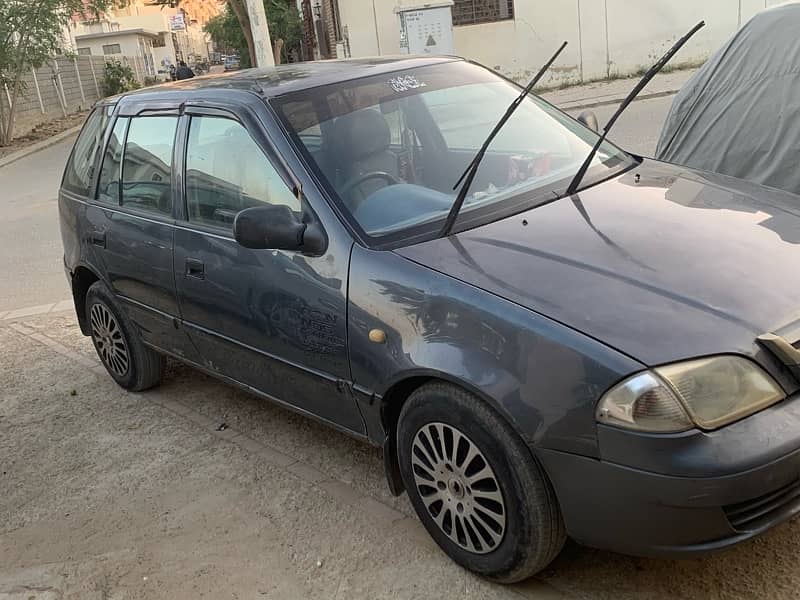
[597, 356, 785, 432]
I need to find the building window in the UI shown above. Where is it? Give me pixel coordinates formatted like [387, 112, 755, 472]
[152, 34, 166, 48]
[452, 0, 514, 26]
[77, 47, 92, 56]
[102, 43, 122, 55]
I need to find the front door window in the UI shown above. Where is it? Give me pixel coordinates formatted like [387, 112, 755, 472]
[185, 115, 299, 229]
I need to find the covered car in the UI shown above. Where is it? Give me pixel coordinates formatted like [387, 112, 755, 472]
[656, 2, 800, 195]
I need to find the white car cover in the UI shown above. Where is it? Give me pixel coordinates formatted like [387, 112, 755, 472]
[656, 2, 800, 195]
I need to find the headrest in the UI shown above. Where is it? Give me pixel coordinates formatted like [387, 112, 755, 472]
[333, 109, 391, 162]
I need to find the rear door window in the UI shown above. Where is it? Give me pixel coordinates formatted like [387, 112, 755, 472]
[121, 116, 178, 217]
[62, 106, 113, 196]
[97, 117, 129, 204]
[184, 116, 299, 230]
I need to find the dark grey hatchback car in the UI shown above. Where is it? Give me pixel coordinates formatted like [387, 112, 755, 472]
[59, 57, 800, 582]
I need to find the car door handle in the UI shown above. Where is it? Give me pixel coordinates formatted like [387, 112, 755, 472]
[90, 230, 106, 248]
[185, 258, 205, 280]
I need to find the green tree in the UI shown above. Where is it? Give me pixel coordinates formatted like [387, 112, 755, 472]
[204, 4, 249, 65]
[0, 0, 122, 144]
[224, 0, 302, 66]
[102, 59, 139, 95]
[263, 0, 302, 64]
[152, 0, 301, 66]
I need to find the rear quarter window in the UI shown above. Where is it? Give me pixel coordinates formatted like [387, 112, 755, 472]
[62, 106, 113, 196]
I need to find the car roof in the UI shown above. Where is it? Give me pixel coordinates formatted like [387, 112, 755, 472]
[110, 55, 463, 105]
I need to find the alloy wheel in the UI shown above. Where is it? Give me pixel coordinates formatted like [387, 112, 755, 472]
[90, 302, 129, 377]
[411, 422, 506, 554]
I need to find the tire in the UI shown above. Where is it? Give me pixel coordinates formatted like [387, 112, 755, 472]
[85, 281, 164, 391]
[397, 382, 566, 583]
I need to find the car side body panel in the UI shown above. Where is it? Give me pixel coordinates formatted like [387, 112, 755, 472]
[347, 245, 644, 456]
[59, 190, 88, 280]
[86, 204, 179, 352]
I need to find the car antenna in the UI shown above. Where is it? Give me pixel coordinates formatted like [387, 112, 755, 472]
[440, 41, 568, 237]
[565, 21, 705, 196]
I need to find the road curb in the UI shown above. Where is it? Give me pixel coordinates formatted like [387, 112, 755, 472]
[544, 88, 680, 112]
[0, 125, 82, 169]
[1, 299, 73, 321]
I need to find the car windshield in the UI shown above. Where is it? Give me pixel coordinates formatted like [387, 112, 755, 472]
[274, 61, 631, 244]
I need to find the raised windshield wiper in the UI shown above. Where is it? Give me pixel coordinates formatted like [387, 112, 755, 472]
[565, 21, 705, 196]
[439, 41, 568, 237]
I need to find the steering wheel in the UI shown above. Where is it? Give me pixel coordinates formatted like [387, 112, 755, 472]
[339, 171, 402, 207]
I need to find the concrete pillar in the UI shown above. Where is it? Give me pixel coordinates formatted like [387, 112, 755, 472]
[243, 0, 275, 67]
[88, 57, 100, 98]
[31, 67, 45, 114]
[74, 57, 86, 105]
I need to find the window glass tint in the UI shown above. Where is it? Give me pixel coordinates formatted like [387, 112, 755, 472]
[62, 106, 112, 196]
[185, 116, 299, 229]
[97, 117, 128, 204]
[121, 116, 177, 216]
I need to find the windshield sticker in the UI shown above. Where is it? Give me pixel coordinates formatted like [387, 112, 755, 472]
[388, 75, 427, 93]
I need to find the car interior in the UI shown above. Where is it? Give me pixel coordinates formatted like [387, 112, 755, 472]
[289, 90, 579, 235]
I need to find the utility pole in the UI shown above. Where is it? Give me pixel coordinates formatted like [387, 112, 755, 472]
[243, 0, 275, 67]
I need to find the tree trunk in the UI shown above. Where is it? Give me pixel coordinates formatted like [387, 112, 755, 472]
[228, 0, 257, 67]
[4, 77, 23, 144]
[3, 26, 32, 145]
[273, 38, 284, 65]
[0, 86, 8, 146]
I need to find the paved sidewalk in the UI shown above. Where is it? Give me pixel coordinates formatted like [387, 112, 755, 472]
[541, 68, 698, 111]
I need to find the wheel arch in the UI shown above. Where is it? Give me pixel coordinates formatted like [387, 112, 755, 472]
[380, 369, 529, 443]
[378, 369, 532, 497]
[70, 264, 102, 335]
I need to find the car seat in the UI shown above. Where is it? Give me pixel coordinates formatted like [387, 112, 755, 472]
[332, 109, 401, 207]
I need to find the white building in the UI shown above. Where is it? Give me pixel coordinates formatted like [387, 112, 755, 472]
[68, 0, 215, 80]
[307, 0, 789, 86]
[73, 27, 163, 78]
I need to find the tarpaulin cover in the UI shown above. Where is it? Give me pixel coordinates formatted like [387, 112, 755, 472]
[656, 2, 800, 196]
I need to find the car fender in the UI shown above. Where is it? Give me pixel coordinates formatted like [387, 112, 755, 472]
[347, 245, 643, 460]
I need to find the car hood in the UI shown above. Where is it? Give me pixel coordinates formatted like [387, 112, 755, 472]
[396, 160, 800, 377]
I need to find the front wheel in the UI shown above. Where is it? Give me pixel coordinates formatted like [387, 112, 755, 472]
[397, 382, 565, 583]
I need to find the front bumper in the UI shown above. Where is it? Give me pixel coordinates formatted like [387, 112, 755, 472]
[537, 392, 800, 557]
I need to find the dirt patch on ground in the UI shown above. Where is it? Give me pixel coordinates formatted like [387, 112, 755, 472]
[0, 112, 88, 160]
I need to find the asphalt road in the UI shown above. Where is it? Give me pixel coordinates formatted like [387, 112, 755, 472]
[0, 94, 675, 313]
[566, 95, 675, 157]
[0, 137, 77, 312]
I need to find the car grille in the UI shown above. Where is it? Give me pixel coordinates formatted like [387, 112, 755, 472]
[724, 479, 800, 531]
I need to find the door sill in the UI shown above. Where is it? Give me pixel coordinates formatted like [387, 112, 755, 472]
[143, 341, 376, 446]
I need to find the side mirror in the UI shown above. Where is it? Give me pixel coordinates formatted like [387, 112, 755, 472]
[233, 204, 326, 255]
[577, 110, 599, 132]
